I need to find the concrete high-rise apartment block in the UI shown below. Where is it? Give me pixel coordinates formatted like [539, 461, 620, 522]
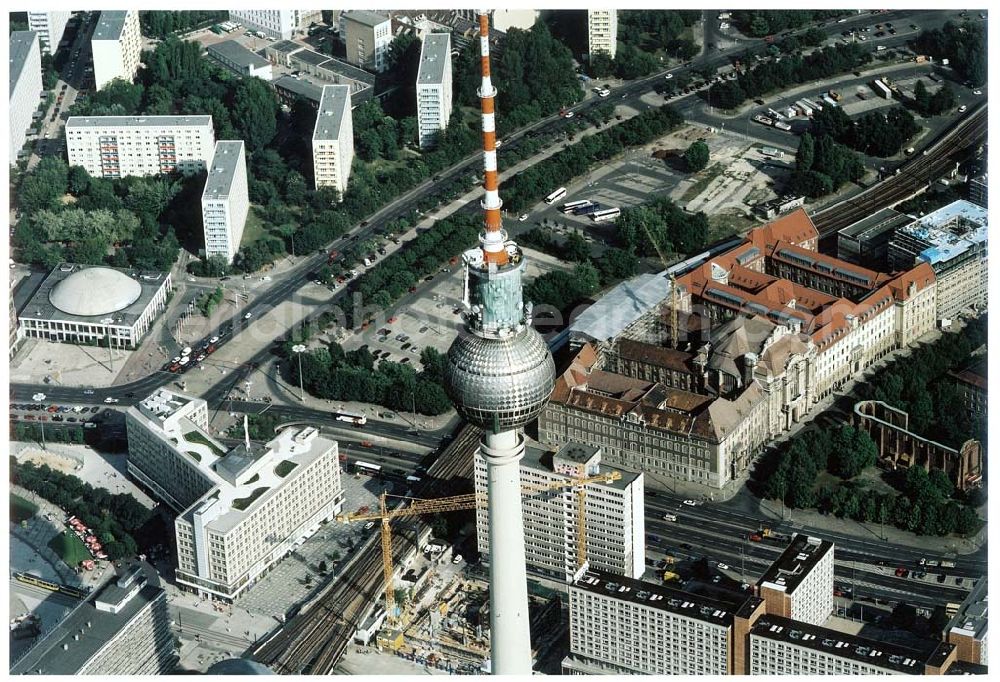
[227, 10, 320, 41]
[126, 389, 345, 601]
[750, 614, 958, 675]
[416, 33, 453, 150]
[201, 141, 249, 264]
[588, 10, 618, 60]
[66, 115, 216, 179]
[312, 85, 353, 196]
[474, 442, 644, 582]
[563, 568, 765, 675]
[91, 10, 142, 91]
[9, 31, 42, 166]
[27, 11, 71, 55]
[10, 566, 176, 675]
[757, 534, 834, 626]
[342, 11, 392, 73]
[946, 577, 988, 665]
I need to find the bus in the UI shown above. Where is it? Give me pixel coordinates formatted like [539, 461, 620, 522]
[573, 203, 604, 217]
[590, 207, 621, 223]
[355, 461, 382, 476]
[545, 187, 568, 204]
[560, 200, 591, 214]
[334, 411, 367, 426]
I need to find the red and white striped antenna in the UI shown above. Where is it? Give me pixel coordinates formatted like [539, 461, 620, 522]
[476, 10, 508, 266]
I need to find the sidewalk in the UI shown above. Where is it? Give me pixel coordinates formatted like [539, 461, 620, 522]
[9, 485, 84, 587]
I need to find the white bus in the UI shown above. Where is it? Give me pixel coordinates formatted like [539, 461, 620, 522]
[355, 461, 382, 476]
[545, 187, 568, 204]
[560, 199, 591, 214]
[334, 411, 367, 426]
[590, 207, 621, 223]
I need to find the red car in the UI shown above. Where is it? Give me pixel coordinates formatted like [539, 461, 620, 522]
[749, 533, 762, 542]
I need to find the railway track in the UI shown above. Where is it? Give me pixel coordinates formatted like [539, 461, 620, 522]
[251, 423, 481, 673]
[812, 104, 987, 237]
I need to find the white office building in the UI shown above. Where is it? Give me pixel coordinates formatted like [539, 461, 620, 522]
[416, 33, 452, 150]
[66, 115, 216, 178]
[342, 11, 392, 73]
[9, 30, 42, 166]
[312, 85, 353, 196]
[91, 10, 142, 91]
[228, 10, 320, 41]
[475, 442, 644, 582]
[126, 389, 345, 601]
[205, 40, 273, 81]
[587, 10, 618, 60]
[201, 141, 249, 264]
[564, 569, 765, 675]
[27, 11, 71, 55]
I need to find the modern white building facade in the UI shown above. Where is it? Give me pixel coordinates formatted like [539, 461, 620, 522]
[475, 442, 644, 581]
[587, 10, 618, 60]
[65, 115, 216, 178]
[312, 85, 354, 196]
[342, 11, 392, 73]
[757, 534, 835, 626]
[201, 141, 249, 263]
[27, 11, 71, 55]
[227, 10, 320, 40]
[126, 389, 345, 601]
[416, 33, 452, 150]
[91, 10, 142, 91]
[9, 30, 42, 166]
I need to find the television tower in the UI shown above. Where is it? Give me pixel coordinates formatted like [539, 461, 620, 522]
[444, 9, 556, 676]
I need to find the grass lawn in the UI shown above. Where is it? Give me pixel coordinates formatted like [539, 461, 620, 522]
[239, 208, 268, 249]
[11, 494, 39, 524]
[708, 209, 759, 242]
[183, 430, 226, 457]
[48, 531, 92, 567]
[680, 163, 725, 204]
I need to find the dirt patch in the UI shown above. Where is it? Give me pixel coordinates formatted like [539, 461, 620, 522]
[19, 448, 82, 475]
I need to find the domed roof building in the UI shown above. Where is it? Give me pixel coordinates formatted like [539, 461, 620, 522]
[17, 263, 172, 351]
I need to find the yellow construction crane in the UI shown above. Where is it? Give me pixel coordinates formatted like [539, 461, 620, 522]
[640, 222, 680, 348]
[336, 471, 621, 627]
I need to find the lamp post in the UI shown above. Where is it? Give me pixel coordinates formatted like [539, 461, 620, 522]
[292, 344, 307, 402]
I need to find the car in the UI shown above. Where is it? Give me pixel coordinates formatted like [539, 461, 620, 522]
[244, 312, 253, 319]
[32, 393, 46, 401]
[664, 73, 673, 79]
[195, 354, 206, 362]
[67, 417, 77, 422]
[452, 554, 463, 564]
[717, 563, 730, 570]
[25, 415, 35, 421]
[973, 89, 982, 95]
[937, 573, 947, 583]
[401, 357, 410, 364]
[90, 406, 99, 413]
[712, 575, 722, 584]
[423, 275, 434, 282]
[52, 415, 64, 422]
[83, 389, 95, 395]
[104, 397, 119, 404]
[680, 542, 692, 550]
[408, 286, 417, 293]
[895, 567, 909, 578]
[959, 105, 968, 113]
[564, 111, 575, 118]
[47, 405, 59, 413]
[364, 521, 376, 530]
[518, 213, 529, 222]
[956, 577, 965, 586]
[683, 499, 698, 506]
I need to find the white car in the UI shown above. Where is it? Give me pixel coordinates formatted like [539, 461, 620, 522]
[717, 563, 730, 570]
[364, 521, 376, 530]
[683, 499, 698, 506]
[959, 105, 967, 113]
[664, 73, 674, 79]
[103, 397, 119, 404]
[452, 554, 463, 564]
[244, 312, 253, 319]
[564, 111, 575, 118]
[972, 89, 982, 95]
[32, 393, 47, 401]
[518, 214, 529, 222]
[662, 513, 678, 522]
[83, 389, 94, 395]
[599, 89, 610, 97]
[209, 336, 219, 344]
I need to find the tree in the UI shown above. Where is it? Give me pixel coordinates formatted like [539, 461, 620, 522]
[318, 560, 328, 573]
[796, 132, 815, 172]
[913, 79, 931, 115]
[231, 78, 278, 153]
[67, 166, 91, 196]
[564, 231, 591, 262]
[683, 141, 710, 173]
[598, 247, 640, 281]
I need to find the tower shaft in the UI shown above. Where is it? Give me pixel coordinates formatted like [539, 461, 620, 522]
[477, 10, 508, 266]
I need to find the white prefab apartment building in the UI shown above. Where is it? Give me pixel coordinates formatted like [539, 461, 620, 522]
[475, 442, 644, 582]
[66, 115, 216, 178]
[227, 10, 320, 40]
[91, 10, 142, 91]
[415, 33, 452, 150]
[9, 31, 42, 166]
[564, 569, 765, 675]
[27, 11, 71, 55]
[757, 534, 835, 627]
[342, 11, 392, 73]
[312, 85, 353, 196]
[587, 10, 618, 60]
[201, 141, 249, 263]
[125, 389, 345, 601]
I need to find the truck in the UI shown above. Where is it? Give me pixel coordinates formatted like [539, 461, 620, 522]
[794, 100, 814, 117]
[828, 90, 842, 102]
[940, 560, 956, 569]
[805, 98, 823, 112]
[872, 79, 893, 99]
[823, 95, 838, 107]
[752, 114, 774, 126]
